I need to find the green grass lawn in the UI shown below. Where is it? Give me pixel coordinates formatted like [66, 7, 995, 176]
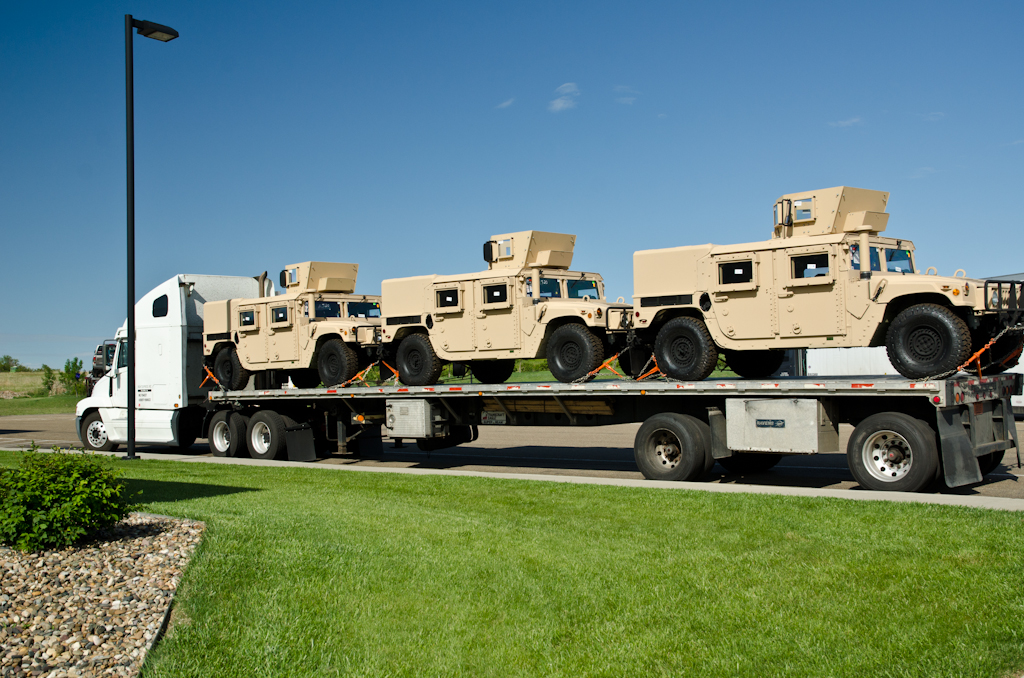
[0, 393, 80, 416]
[1, 452, 1021, 678]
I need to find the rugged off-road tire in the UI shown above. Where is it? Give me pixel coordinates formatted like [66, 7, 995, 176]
[717, 452, 783, 474]
[618, 345, 653, 378]
[396, 333, 443, 386]
[847, 412, 939, 492]
[470, 360, 516, 384]
[978, 451, 1003, 476]
[634, 413, 710, 481]
[971, 332, 1024, 375]
[289, 369, 322, 389]
[214, 346, 251, 391]
[724, 350, 786, 380]
[653, 317, 718, 381]
[885, 304, 971, 379]
[81, 412, 117, 452]
[317, 339, 359, 387]
[246, 410, 292, 460]
[546, 324, 604, 383]
[207, 410, 249, 457]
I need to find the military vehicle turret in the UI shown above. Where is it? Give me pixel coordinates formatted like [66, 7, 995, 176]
[632, 187, 1023, 380]
[380, 231, 632, 385]
[203, 262, 381, 389]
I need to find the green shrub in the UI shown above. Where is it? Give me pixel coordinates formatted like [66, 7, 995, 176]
[0, 447, 140, 552]
[58, 357, 85, 396]
[40, 364, 56, 393]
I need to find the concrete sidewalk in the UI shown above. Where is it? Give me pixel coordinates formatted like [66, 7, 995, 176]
[102, 448, 1024, 512]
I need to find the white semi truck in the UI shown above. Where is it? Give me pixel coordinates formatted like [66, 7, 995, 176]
[75, 274, 272, 451]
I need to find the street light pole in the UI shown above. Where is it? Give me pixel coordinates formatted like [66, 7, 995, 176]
[124, 14, 178, 461]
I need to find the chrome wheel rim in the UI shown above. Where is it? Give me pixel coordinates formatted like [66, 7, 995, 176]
[211, 420, 231, 453]
[251, 421, 272, 454]
[862, 429, 913, 482]
[86, 420, 107, 448]
[650, 429, 681, 469]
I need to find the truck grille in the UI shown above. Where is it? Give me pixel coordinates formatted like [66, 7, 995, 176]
[983, 280, 1024, 324]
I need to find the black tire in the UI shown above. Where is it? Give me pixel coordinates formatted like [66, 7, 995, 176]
[653, 317, 718, 381]
[317, 338, 359, 387]
[289, 369, 321, 389]
[885, 304, 971, 379]
[469, 360, 516, 384]
[685, 415, 716, 476]
[81, 411, 117, 452]
[723, 350, 786, 380]
[633, 413, 709, 481]
[175, 418, 198, 451]
[546, 324, 604, 383]
[973, 332, 1023, 375]
[246, 410, 290, 460]
[618, 346, 653, 378]
[978, 451, 1003, 476]
[396, 333, 443, 386]
[847, 412, 940, 492]
[214, 346, 251, 390]
[718, 453, 783, 474]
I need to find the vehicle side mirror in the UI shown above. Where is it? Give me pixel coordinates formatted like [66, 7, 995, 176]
[483, 241, 496, 264]
[279, 269, 287, 290]
[774, 199, 792, 227]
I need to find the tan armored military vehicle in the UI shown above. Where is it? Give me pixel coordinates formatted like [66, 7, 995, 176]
[633, 186, 1023, 380]
[203, 262, 381, 389]
[380, 231, 632, 385]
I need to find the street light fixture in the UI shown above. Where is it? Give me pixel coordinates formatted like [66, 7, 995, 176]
[124, 14, 178, 461]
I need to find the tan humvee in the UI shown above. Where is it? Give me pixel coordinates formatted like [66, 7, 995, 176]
[633, 187, 1023, 380]
[380, 231, 632, 385]
[203, 262, 381, 389]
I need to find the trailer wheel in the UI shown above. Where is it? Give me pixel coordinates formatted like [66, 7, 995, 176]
[717, 452, 783, 474]
[317, 339, 358, 387]
[470, 359, 516, 384]
[653, 317, 718, 381]
[847, 412, 939, 492]
[214, 346, 251, 390]
[546, 324, 604, 382]
[246, 410, 290, 460]
[633, 413, 709, 481]
[81, 412, 117, 452]
[209, 411, 248, 457]
[396, 334, 443, 386]
[723, 350, 786, 380]
[885, 304, 971, 379]
[978, 451, 1003, 476]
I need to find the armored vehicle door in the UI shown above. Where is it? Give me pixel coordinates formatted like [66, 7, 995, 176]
[267, 301, 299, 362]
[709, 253, 776, 341]
[774, 245, 845, 339]
[236, 304, 267, 364]
[475, 278, 519, 351]
[431, 283, 475, 352]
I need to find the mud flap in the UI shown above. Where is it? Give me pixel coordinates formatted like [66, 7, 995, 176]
[708, 407, 732, 459]
[285, 423, 317, 462]
[936, 407, 982, 488]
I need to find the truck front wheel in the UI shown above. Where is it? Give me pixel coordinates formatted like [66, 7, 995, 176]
[885, 304, 971, 379]
[633, 413, 710, 481]
[653, 317, 718, 381]
[317, 338, 358, 386]
[396, 334, 443, 385]
[847, 412, 939, 492]
[214, 346, 251, 391]
[81, 412, 118, 452]
[546, 324, 604, 382]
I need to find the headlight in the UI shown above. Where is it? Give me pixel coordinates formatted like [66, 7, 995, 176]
[990, 290, 1000, 308]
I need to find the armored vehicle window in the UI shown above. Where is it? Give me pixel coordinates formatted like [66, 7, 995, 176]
[793, 198, 813, 222]
[152, 294, 168, 318]
[539, 277, 562, 298]
[719, 261, 753, 285]
[348, 301, 381, 318]
[850, 244, 881, 272]
[792, 253, 830, 279]
[271, 306, 288, 323]
[315, 301, 341, 318]
[483, 284, 508, 304]
[884, 248, 913, 273]
[437, 290, 459, 307]
[239, 310, 255, 326]
[117, 339, 128, 370]
[568, 280, 599, 299]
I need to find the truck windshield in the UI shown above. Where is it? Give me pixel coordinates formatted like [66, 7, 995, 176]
[850, 244, 881, 272]
[348, 302, 381, 318]
[567, 279, 599, 299]
[315, 301, 341, 318]
[884, 248, 914, 273]
[539, 277, 562, 298]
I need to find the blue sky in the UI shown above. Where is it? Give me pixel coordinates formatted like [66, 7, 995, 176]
[2, 0, 1022, 367]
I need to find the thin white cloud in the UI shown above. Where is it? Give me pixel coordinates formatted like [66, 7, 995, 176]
[1011, 139, 1024, 146]
[829, 117, 863, 127]
[549, 83, 580, 112]
[657, 113, 668, 119]
[495, 98, 515, 109]
[909, 166, 937, 179]
[615, 97, 636, 105]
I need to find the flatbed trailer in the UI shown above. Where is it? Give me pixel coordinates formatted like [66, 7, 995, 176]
[205, 373, 1022, 493]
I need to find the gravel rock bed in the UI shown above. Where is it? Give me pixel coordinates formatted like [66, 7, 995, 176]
[0, 514, 205, 678]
